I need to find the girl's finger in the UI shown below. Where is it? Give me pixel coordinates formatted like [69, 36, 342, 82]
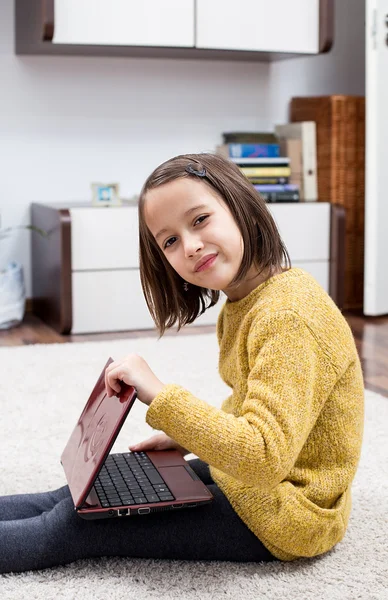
[104, 374, 118, 397]
[110, 364, 137, 395]
[105, 363, 118, 396]
[105, 367, 124, 395]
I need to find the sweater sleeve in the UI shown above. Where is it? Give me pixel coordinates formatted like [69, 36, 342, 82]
[146, 310, 339, 491]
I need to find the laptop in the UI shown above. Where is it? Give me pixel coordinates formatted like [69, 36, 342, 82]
[61, 357, 213, 520]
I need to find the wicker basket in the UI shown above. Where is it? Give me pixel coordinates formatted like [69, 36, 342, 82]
[290, 95, 365, 309]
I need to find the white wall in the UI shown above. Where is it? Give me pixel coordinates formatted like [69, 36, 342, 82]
[1, 0, 366, 298]
[268, 0, 366, 125]
[0, 0, 271, 295]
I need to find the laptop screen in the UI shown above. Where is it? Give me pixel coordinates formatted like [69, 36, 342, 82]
[60, 357, 137, 508]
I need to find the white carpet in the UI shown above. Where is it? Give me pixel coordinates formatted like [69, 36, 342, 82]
[0, 334, 387, 600]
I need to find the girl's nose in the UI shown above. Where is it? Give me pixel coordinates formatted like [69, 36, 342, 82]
[183, 234, 204, 257]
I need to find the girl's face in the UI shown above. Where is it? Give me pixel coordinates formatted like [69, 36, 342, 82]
[144, 178, 261, 301]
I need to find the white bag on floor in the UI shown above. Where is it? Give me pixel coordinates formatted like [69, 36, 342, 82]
[0, 262, 26, 329]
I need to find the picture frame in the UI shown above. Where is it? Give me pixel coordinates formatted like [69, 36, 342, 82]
[91, 182, 121, 207]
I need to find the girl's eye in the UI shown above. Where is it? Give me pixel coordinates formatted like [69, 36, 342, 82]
[163, 216, 208, 250]
[164, 237, 177, 249]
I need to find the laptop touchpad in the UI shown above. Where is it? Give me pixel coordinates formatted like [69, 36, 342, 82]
[158, 466, 206, 500]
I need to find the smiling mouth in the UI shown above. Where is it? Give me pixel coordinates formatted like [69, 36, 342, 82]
[196, 255, 218, 272]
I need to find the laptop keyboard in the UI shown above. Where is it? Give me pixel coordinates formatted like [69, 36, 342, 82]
[93, 452, 175, 508]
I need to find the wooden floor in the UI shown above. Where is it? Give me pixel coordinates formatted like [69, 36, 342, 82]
[1, 311, 388, 398]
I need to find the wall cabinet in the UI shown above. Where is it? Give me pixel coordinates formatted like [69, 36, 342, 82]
[196, 0, 320, 54]
[53, 0, 195, 48]
[31, 201, 344, 335]
[15, 0, 333, 61]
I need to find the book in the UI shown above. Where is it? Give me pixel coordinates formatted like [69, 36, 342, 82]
[216, 143, 280, 158]
[255, 189, 300, 203]
[230, 157, 289, 165]
[240, 167, 291, 178]
[275, 122, 318, 201]
[223, 132, 278, 144]
[253, 184, 299, 193]
[279, 138, 303, 176]
[247, 177, 290, 185]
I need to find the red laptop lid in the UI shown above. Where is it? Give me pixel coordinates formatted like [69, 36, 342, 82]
[60, 357, 137, 509]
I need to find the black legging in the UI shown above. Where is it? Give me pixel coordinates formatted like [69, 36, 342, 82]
[0, 459, 276, 574]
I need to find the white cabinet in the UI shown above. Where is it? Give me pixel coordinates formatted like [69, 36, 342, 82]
[68, 204, 224, 333]
[31, 202, 338, 335]
[54, 0, 319, 54]
[68, 205, 155, 333]
[196, 0, 320, 54]
[68, 204, 221, 333]
[53, 0, 195, 48]
[269, 202, 330, 291]
[15, 0, 333, 60]
[70, 207, 139, 271]
[72, 270, 155, 334]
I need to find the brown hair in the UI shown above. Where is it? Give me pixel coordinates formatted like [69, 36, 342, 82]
[138, 153, 291, 336]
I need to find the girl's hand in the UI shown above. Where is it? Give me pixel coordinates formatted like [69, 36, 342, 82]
[105, 354, 165, 406]
[129, 433, 190, 457]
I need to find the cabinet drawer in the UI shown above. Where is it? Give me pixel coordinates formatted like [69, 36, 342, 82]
[268, 203, 330, 261]
[70, 206, 139, 270]
[72, 269, 154, 333]
[72, 269, 224, 333]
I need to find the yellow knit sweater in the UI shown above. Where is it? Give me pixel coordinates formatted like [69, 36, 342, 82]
[146, 268, 364, 561]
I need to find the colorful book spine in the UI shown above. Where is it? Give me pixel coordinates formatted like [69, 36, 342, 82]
[233, 157, 289, 165]
[253, 184, 299, 193]
[249, 177, 290, 185]
[257, 190, 300, 203]
[228, 143, 280, 158]
[241, 167, 291, 178]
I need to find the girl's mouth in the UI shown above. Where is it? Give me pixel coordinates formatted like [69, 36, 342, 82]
[196, 255, 217, 272]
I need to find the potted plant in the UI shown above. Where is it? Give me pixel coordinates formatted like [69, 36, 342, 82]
[0, 223, 47, 330]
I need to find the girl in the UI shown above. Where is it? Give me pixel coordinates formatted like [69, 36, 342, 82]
[0, 153, 364, 574]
